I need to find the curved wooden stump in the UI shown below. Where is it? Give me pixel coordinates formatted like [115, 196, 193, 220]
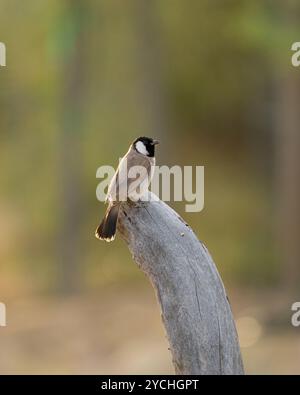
[118, 194, 244, 375]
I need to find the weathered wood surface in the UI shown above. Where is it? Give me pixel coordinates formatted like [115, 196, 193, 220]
[118, 194, 244, 375]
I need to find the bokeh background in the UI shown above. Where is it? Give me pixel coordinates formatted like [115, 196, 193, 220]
[0, 0, 300, 374]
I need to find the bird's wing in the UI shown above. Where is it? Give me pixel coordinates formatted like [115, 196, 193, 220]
[106, 155, 128, 203]
[107, 151, 153, 203]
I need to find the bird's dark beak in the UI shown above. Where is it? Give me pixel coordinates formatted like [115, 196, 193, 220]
[152, 140, 159, 145]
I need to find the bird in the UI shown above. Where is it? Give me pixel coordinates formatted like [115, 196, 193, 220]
[95, 136, 159, 242]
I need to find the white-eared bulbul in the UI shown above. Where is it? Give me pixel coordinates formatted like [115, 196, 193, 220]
[95, 137, 159, 242]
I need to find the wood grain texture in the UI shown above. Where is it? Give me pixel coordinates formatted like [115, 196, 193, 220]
[118, 193, 244, 375]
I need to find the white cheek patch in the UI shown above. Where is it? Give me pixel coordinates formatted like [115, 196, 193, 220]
[135, 141, 148, 156]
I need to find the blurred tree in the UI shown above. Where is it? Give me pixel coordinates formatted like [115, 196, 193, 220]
[132, 0, 169, 145]
[275, 3, 300, 291]
[276, 72, 300, 290]
[56, 0, 87, 293]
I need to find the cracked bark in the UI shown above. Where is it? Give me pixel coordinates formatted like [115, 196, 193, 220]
[117, 193, 244, 375]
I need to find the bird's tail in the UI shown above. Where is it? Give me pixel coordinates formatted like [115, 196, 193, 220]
[95, 204, 120, 242]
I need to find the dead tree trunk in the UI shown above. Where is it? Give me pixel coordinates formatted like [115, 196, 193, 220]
[118, 194, 244, 375]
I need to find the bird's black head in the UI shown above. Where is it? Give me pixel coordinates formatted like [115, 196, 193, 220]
[133, 136, 159, 157]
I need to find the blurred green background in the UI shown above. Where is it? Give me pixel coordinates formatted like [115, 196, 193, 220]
[0, 0, 300, 374]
